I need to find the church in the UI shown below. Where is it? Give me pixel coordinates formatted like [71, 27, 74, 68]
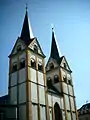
[0, 8, 78, 120]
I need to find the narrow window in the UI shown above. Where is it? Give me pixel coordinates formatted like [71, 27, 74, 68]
[64, 63, 66, 69]
[12, 63, 17, 72]
[47, 78, 52, 89]
[31, 59, 36, 68]
[54, 75, 59, 83]
[38, 62, 43, 72]
[20, 59, 25, 69]
[68, 79, 72, 85]
[50, 63, 54, 69]
[63, 75, 67, 83]
[17, 45, 21, 52]
[34, 45, 38, 53]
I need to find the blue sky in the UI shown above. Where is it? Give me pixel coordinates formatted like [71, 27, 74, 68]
[0, 0, 90, 108]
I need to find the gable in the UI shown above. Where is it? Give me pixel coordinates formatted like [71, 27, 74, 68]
[28, 38, 45, 57]
[46, 58, 59, 71]
[60, 56, 72, 72]
[9, 38, 26, 57]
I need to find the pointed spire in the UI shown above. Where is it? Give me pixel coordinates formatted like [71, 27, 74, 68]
[50, 27, 61, 64]
[26, 3, 28, 11]
[20, 5, 34, 45]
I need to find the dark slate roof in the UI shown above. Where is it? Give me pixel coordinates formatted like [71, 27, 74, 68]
[20, 9, 34, 46]
[78, 103, 90, 116]
[0, 95, 9, 105]
[79, 103, 90, 110]
[59, 56, 64, 64]
[50, 30, 60, 64]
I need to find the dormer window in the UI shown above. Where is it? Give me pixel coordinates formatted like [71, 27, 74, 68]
[20, 59, 25, 69]
[54, 75, 59, 83]
[34, 44, 38, 53]
[17, 45, 21, 52]
[38, 62, 43, 72]
[47, 77, 52, 89]
[50, 63, 54, 70]
[31, 59, 36, 68]
[12, 62, 17, 72]
[63, 63, 66, 69]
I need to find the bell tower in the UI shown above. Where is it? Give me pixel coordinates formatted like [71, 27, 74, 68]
[46, 28, 78, 120]
[8, 6, 78, 120]
[8, 8, 48, 120]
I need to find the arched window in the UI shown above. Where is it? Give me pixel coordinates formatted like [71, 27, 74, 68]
[12, 62, 17, 72]
[63, 63, 66, 69]
[50, 63, 54, 69]
[63, 75, 67, 83]
[54, 75, 59, 83]
[47, 77, 52, 89]
[31, 58, 36, 68]
[20, 59, 25, 69]
[17, 45, 21, 52]
[68, 79, 72, 85]
[34, 44, 38, 53]
[38, 62, 43, 72]
[54, 102, 63, 120]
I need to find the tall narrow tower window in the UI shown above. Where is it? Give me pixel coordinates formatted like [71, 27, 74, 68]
[54, 75, 59, 83]
[31, 59, 36, 68]
[38, 62, 43, 72]
[47, 78, 52, 89]
[17, 45, 21, 52]
[34, 44, 38, 53]
[50, 63, 54, 70]
[63, 75, 67, 83]
[68, 79, 72, 85]
[12, 62, 17, 72]
[63, 63, 66, 69]
[20, 59, 25, 69]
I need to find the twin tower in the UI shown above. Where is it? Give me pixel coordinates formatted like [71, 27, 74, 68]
[8, 9, 78, 120]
